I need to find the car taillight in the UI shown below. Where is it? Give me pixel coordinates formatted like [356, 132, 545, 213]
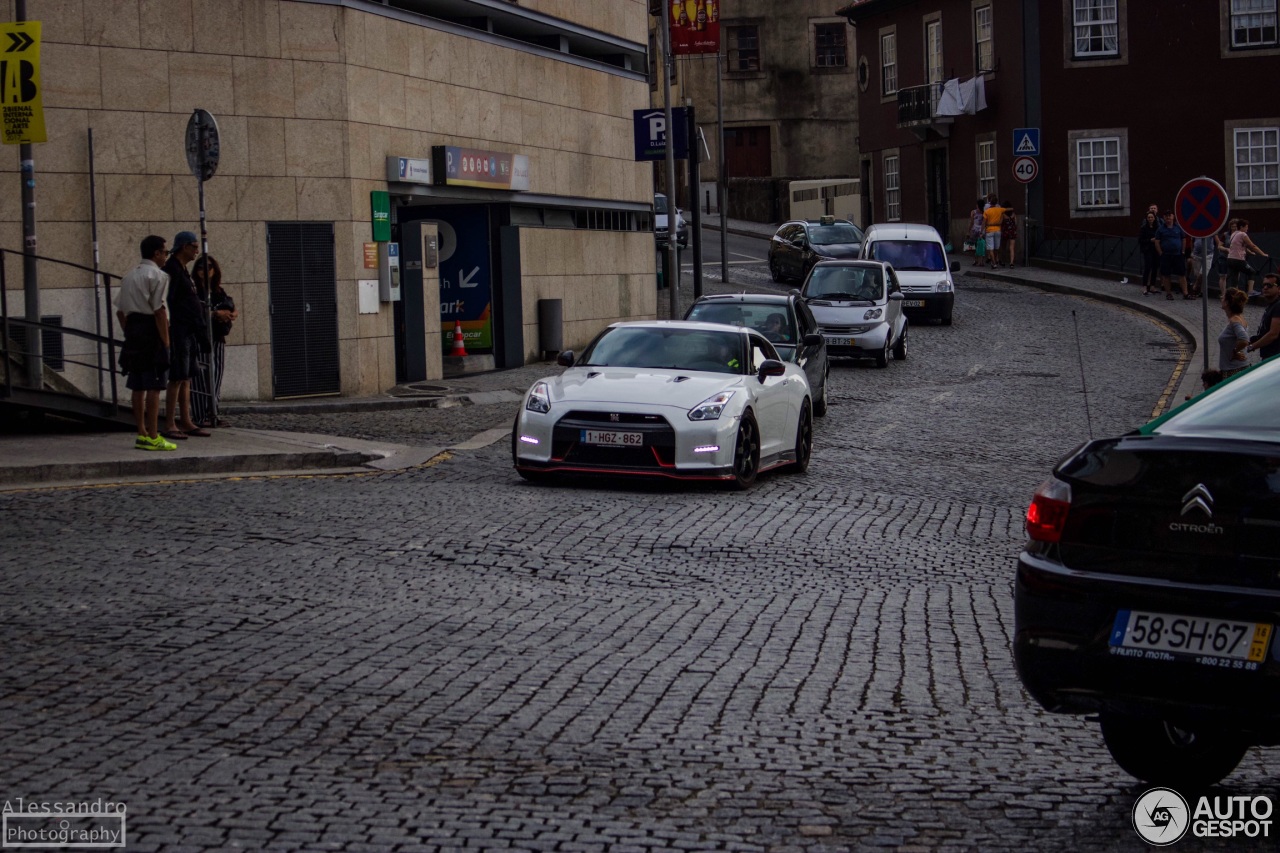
[1026, 478, 1072, 543]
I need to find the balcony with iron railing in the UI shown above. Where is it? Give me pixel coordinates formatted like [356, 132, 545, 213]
[896, 82, 952, 137]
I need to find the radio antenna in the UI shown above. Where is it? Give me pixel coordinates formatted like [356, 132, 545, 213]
[1071, 310, 1094, 440]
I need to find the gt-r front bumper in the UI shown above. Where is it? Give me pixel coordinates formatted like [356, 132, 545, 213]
[514, 405, 742, 480]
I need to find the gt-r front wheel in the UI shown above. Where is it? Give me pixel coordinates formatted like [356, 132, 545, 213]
[728, 412, 760, 491]
[785, 400, 812, 474]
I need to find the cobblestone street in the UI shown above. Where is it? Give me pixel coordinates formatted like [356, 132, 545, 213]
[2, 281, 1275, 851]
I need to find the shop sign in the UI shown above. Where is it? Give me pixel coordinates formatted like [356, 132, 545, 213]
[669, 0, 720, 56]
[433, 207, 493, 350]
[387, 156, 432, 185]
[0, 20, 46, 144]
[431, 146, 530, 191]
[370, 191, 391, 242]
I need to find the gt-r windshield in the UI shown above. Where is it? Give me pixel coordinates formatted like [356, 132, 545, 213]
[578, 327, 745, 375]
[867, 240, 946, 272]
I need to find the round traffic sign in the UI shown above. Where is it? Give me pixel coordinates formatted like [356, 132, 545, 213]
[1012, 156, 1039, 184]
[185, 109, 220, 181]
[1175, 177, 1230, 239]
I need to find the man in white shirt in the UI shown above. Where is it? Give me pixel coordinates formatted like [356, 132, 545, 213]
[115, 235, 175, 451]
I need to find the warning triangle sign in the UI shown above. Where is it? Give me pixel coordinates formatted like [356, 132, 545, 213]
[1015, 134, 1036, 154]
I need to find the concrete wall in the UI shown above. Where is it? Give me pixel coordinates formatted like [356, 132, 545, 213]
[2, 0, 652, 399]
[518, 228, 657, 363]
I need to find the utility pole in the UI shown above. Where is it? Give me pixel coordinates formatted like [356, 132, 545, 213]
[16, 0, 41, 388]
[659, 6, 679, 319]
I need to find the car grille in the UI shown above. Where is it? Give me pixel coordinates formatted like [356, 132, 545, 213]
[552, 412, 677, 469]
[820, 323, 876, 334]
[900, 283, 936, 293]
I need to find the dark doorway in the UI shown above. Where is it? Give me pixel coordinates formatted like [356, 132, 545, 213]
[724, 126, 771, 178]
[267, 222, 340, 398]
[926, 148, 950, 244]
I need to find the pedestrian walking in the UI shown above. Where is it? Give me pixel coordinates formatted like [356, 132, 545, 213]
[1001, 202, 1019, 268]
[161, 230, 211, 440]
[968, 200, 984, 266]
[191, 255, 237, 428]
[1154, 211, 1189, 300]
[1217, 287, 1250, 379]
[1214, 218, 1238, 290]
[1138, 210, 1160, 295]
[1245, 274, 1280, 360]
[114, 235, 176, 451]
[1225, 219, 1268, 298]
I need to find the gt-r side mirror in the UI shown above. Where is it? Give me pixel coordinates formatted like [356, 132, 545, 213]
[556, 350, 575, 367]
[802, 333, 823, 347]
[757, 359, 786, 381]
[889, 291, 904, 301]
[950, 261, 960, 273]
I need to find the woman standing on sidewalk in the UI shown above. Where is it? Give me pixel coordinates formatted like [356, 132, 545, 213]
[1001, 202, 1019, 268]
[1218, 287, 1250, 379]
[1226, 219, 1268, 298]
[191, 255, 238, 428]
[1138, 211, 1160, 295]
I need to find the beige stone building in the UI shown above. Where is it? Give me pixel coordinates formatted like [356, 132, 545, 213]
[1, 0, 656, 401]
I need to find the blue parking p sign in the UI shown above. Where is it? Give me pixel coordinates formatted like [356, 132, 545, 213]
[1013, 128, 1040, 157]
[634, 108, 689, 162]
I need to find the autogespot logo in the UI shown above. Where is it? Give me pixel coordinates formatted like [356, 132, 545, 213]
[1133, 787, 1190, 846]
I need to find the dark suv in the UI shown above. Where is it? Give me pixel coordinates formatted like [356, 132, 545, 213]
[684, 292, 830, 416]
[767, 218, 864, 285]
[1014, 358, 1280, 788]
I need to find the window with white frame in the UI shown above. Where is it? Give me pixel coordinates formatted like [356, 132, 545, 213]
[1073, 0, 1118, 57]
[1231, 0, 1278, 48]
[975, 5, 994, 72]
[1076, 137, 1121, 207]
[978, 140, 996, 199]
[881, 32, 897, 95]
[925, 18, 943, 113]
[884, 155, 901, 221]
[1235, 127, 1279, 198]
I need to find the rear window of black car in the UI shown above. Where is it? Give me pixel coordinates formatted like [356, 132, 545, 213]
[1143, 360, 1280, 440]
[808, 224, 862, 246]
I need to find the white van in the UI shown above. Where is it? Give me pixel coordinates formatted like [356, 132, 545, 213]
[859, 223, 958, 326]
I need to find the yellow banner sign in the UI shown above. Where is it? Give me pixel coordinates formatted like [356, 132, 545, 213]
[1, 21, 46, 145]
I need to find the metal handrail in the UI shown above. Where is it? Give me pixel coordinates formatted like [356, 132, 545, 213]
[1, 247, 119, 412]
[1027, 224, 1279, 282]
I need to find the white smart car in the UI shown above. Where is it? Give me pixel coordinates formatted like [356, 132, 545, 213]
[513, 321, 813, 489]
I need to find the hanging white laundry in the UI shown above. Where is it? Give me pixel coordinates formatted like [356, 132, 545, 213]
[935, 78, 965, 116]
[971, 74, 988, 113]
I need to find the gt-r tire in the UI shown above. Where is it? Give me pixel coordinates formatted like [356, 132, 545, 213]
[813, 369, 828, 417]
[1099, 711, 1247, 789]
[893, 323, 908, 361]
[874, 334, 890, 369]
[769, 258, 784, 283]
[785, 400, 813, 474]
[729, 412, 760, 491]
[512, 416, 552, 483]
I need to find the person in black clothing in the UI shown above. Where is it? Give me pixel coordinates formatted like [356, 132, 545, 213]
[1137, 210, 1160, 295]
[1246, 275, 1280, 361]
[191, 255, 237, 427]
[162, 230, 210, 439]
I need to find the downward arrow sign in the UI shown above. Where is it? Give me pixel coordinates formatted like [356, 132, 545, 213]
[459, 266, 479, 288]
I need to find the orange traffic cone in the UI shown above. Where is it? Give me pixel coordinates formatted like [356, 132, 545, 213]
[450, 320, 468, 357]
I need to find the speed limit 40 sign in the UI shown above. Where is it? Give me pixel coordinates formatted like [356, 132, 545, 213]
[1013, 156, 1039, 184]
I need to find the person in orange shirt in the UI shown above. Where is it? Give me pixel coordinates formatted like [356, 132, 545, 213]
[982, 194, 1006, 269]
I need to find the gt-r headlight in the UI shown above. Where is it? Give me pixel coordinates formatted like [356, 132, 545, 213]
[936, 280, 953, 292]
[688, 390, 735, 421]
[525, 381, 551, 414]
[863, 308, 883, 320]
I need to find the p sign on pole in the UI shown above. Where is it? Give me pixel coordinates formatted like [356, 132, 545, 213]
[1174, 176, 1229, 239]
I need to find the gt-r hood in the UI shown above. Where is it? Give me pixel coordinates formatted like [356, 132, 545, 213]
[546, 367, 743, 410]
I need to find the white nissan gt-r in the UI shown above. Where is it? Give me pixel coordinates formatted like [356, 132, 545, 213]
[512, 321, 814, 489]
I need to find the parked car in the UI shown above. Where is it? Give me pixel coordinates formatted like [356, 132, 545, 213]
[800, 260, 907, 369]
[1014, 357, 1280, 787]
[767, 217, 864, 284]
[859, 223, 956, 325]
[683, 292, 830, 416]
[513, 321, 813, 489]
[654, 193, 688, 249]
